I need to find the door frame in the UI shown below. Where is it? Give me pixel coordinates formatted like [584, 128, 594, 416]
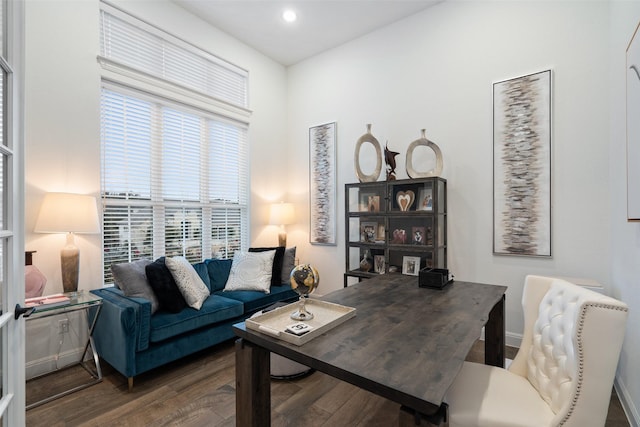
[1, 0, 26, 424]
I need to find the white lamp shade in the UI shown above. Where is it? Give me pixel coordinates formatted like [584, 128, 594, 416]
[34, 193, 101, 234]
[269, 202, 295, 226]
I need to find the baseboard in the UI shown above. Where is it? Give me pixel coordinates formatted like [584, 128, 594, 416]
[26, 347, 86, 380]
[479, 327, 523, 349]
[615, 376, 640, 427]
[505, 331, 522, 348]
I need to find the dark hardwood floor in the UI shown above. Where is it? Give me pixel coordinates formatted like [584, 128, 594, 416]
[26, 340, 629, 426]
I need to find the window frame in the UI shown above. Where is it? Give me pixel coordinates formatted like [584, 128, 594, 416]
[98, 3, 251, 284]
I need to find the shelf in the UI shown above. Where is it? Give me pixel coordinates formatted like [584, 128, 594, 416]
[345, 177, 447, 287]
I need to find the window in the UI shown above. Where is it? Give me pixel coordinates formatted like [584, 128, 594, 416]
[99, 3, 248, 110]
[99, 3, 249, 284]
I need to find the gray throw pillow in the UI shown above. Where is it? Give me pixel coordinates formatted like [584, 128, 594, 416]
[281, 247, 297, 283]
[111, 259, 159, 314]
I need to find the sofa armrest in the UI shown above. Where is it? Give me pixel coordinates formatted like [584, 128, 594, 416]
[90, 288, 152, 378]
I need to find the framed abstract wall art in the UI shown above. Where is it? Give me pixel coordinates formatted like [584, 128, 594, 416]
[493, 69, 552, 257]
[309, 121, 337, 245]
[627, 21, 640, 221]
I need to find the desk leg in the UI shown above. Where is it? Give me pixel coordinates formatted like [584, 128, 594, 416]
[484, 294, 505, 368]
[235, 338, 271, 427]
[399, 404, 449, 427]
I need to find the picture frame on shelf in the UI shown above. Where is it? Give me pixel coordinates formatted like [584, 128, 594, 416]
[361, 222, 377, 243]
[374, 255, 385, 274]
[377, 223, 386, 242]
[368, 195, 381, 213]
[391, 228, 407, 244]
[359, 193, 371, 212]
[359, 193, 380, 212]
[411, 226, 426, 245]
[417, 188, 433, 211]
[402, 256, 421, 276]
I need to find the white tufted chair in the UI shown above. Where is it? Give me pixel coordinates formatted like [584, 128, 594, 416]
[445, 275, 628, 427]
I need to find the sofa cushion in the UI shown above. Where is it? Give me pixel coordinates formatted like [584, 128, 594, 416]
[192, 261, 211, 291]
[148, 294, 243, 343]
[111, 259, 159, 314]
[224, 250, 275, 293]
[166, 256, 210, 310]
[249, 246, 285, 287]
[445, 361, 555, 427]
[215, 283, 297, 313]
[145, 257, 187, 313]
[206, 259, 233, 292]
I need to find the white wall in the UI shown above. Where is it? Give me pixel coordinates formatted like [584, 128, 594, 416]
[288, 0, 611, 333]
[25, 0, 103, 293]
[24, 0, 289, 294]
[610, 1, 640, 423]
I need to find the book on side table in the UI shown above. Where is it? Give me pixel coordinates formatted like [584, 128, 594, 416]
[25, 293, 71, 309]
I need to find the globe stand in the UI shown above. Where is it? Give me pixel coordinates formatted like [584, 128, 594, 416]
[290, 296, 314, 320]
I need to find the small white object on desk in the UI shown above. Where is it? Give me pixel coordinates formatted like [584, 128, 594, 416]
[286, 322, 314, 336]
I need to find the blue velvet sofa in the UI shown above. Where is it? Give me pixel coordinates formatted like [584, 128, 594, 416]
[90, 257, 297, 390]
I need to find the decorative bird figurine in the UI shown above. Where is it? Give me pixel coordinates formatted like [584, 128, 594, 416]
[384, 142, 400, 181]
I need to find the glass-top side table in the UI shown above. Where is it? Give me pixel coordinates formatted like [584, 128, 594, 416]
[26, 290, 103, 410]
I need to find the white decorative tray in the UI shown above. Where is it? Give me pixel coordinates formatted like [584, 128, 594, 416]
[246, 299, 356, 346]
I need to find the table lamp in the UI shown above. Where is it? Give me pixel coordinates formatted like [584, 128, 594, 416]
[34, 193, 101, 293]
[269, 202, 294, 247]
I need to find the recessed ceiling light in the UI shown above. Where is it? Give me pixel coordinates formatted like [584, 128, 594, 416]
[282, 9, 297, 23]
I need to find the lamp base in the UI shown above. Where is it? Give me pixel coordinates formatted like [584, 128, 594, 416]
[278, 231, 287, 248]
[61, 233, 79, 294]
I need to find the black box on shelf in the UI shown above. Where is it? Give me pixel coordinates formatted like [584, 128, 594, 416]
[419, 268, 453, 289]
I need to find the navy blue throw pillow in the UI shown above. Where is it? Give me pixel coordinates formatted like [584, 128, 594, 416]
[145, 257, 187, 313]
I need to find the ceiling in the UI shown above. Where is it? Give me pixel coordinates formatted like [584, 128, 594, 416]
[172, 0, 441, 66]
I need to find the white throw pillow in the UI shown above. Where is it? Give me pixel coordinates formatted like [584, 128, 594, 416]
[165, 256, 210, 310]
[224, 250, 275, 294]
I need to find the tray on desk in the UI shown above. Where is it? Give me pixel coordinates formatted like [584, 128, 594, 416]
[246, 299, 356, 346]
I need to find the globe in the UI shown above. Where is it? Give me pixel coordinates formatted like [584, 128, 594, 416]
[289, 264, 320, 320]
[290, 264, 319, 296]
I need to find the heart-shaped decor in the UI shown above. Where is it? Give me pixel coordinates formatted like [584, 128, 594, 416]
[396, 190, 415, 211]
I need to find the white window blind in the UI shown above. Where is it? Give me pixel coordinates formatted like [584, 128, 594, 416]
[101, 85, 249, 283]
[99, 3, 250, 284]
[99, 3, 248, 110]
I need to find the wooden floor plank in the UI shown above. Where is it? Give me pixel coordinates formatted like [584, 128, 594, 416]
[313, 378, 357, 414]
[322, 388, 387, 426]
[26, 339, 629, 427]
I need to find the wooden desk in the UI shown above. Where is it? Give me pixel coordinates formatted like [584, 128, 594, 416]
[233, 274, 506, 426]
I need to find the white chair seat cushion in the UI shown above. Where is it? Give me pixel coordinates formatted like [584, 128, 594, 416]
[446, 362, 555, 427]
